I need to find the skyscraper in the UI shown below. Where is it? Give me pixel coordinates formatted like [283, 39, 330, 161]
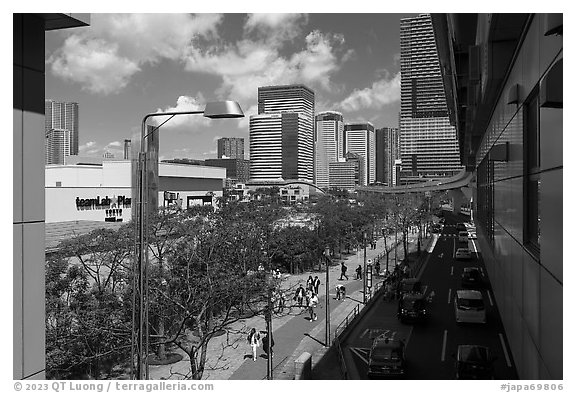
[344, 122, 375, 186]
[45, 128, 71, 165]
[217, 137, 244, 159]
[399, 14, 462, 184]
[376, 127, 400, 186]
[315, 111, 344, 189]
[45, 99, 79, 155]
[250, 85, 315, 182]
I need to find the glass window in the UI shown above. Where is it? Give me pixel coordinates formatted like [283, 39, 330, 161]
[524, 89, 541, 255]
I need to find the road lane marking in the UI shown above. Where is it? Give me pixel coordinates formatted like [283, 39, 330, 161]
[471, 239, 478, 254]
[349, 347, 370, 365]
[452, 238, 456, 258]
[499, 333, 512, 367]
[450, 266, 454, 276]
[487, 290, 494, 307]
[441, 330, 448, 362]
[447, 288, 452, 304]
[480, 267, 485, 277]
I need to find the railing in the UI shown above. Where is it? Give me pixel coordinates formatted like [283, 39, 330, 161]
[334, 336, 348, 379]
[334, 304, 360, 339]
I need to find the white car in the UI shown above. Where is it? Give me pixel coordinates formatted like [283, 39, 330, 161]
[455, 248, 472, 260]
[468, 231, 477, 239]
[455, 290, 486, 323]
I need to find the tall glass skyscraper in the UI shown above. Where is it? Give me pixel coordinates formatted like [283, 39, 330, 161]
[250, 85, 315, 182]
[399, 14, 462, 184]
[315, 111, 344, 189]
[45, 99, 79, 156]
[344, 122, 375, 186]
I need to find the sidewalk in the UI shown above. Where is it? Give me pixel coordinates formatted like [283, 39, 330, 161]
[148, 228, 426, 380]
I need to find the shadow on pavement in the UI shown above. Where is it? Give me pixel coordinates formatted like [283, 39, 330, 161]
[311, 346, 343, 379]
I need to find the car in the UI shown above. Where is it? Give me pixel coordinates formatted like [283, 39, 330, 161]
[455, 248, 472, 260]
[431, 223, 442, 233]
[468, 230, 477, 239]
[398, 293, 427, 323]
[367, 333, 406, 378]
[399, 278, 423, 295]
[456, 223, 467, 232]
[461, 267, 483, 288]
[455, 345, 494, 379]
[455, 290, 486, 323]
[439, 217, 446, 224]
[458, 231, 469, 243]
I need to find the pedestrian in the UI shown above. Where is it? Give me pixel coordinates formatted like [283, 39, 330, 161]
[313, 275, 321, 295]
[306, 275, 314, 292]
[336, 284, 346, 300]
[308, 292, 319, 321]
[294, 284, 305, 307]
[262, 332, 275, 358]
[355, 265, 362, 280]
[305, 288, 313, 307]
[340, 262, 349, 280]
[375, 260, 381, 277]
[247, 328, 260, 362]
[258, 263, 265, 273]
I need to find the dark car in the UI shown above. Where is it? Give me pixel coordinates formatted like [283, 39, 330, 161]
[399, 278, 423, 295]
[439, 217, 446, 224]
[431, 223, 442, 233]
[367, 334, 406, 378]
[455, 345, 494, 379]
[456, 223, 467, 232]
[461, 267, 483, 288]
[398, 293, 427, 323]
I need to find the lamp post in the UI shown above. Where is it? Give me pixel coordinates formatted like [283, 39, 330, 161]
[324, 246, 331, 346]
[131, 101, 244, 380]
[363, 232, 367, 304]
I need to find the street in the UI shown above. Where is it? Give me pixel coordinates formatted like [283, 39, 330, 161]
[340, 211, 518, 379]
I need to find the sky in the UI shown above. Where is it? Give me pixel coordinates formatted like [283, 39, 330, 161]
[45, 13, 416, 161]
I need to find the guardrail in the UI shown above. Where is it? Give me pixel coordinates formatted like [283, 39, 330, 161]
[334, 304, 361, 339]
[334, 336, 348, 379]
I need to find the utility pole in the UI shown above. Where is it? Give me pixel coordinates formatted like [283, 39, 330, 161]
[363, 232, 367, 304]
[324, 246, 331, 346]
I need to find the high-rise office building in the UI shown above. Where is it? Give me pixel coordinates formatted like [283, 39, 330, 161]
[376, 127, 400, 186]
[315, 111, 344, 189]
[45, 128, 71, 165]
[249, 85, 315, 182]
[344, 122, 375, 186]
[217, 137, 244, 159]
[329, 152, 363, 191]
[45, 99, 79, 156]
[399, 14, 462, 184]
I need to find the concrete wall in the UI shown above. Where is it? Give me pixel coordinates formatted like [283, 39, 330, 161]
[475, 14, 562, 379]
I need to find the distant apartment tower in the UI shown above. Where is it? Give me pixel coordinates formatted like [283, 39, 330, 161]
[315, 111, 344, 189]
[45, 99, 79, 155]
[343, 122, 375, 186]
[399, 14, 462, 184]
[376, 127, 400, 186]
[45, 128, 71, 165]
[329, 152, 363, 191]
[250, 85, 315, 182]
[204, 158, 250, 186]
[217, 137, 244, 159]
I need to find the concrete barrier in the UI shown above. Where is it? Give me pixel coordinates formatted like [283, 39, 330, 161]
[294, 352, 312, 380]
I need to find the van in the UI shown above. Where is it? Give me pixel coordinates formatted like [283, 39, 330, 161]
[458, 231, 469, 243]
[367, 334, 406, 377]
[455, 290, 486, 323]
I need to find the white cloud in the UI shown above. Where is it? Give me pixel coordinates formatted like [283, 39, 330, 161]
[151, 95, 211, 129]
[202, 149, 217, 156]
[107, 141, 122, 147]
[244, 13, 308, 45]
[48, 14, 223, 95]
[237, 104, 259, 130]
[339, 72, 401, 112]
[79, 141, 97, 151]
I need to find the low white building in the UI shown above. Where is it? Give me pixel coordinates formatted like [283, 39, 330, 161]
[45, 160, 226, 223]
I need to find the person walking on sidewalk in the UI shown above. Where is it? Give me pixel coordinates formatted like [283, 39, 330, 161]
[306, 275, 314, 292]
[375, 260, 381, 277]
[308, 292, 319, 321]
[313, 275, 321, 295]
[355, 265, 362, 280]
[294, 284, 305, 308]
[262, 332, 274, 359]
[340, 262, 349, 280]
[247, 328, 261, 362]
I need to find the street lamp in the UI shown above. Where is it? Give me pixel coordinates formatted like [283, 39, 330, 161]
[131, 101, 244, 380]
[363, 232, 367, 304]
[324, 246, 331, 346]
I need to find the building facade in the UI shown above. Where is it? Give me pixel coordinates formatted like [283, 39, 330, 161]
[343, 122, 375, 186]
[45, 99, 79, 156]
[399, 14, 462, 184]
[217, 137, 244, 159]
[204, 158, 250, 185]
[433, 13, 563, 379]
[45, 128, 71, 165]
[14, 13, 90, 380]
[329, 152, 363, 192]
[250, 84, 315, 182]
[375, 126, 399, 186]
[315, 111, 344, 189]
